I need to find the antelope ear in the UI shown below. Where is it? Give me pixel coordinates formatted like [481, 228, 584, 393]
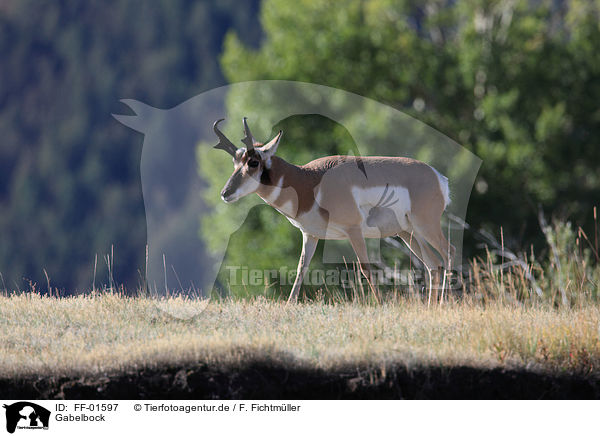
[258, 130, 283, 157]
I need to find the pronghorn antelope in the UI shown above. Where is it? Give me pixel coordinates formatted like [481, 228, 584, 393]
[214, 117, 455, 302]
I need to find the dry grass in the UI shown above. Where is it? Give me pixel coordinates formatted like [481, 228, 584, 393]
[1, 292, 599, 379]
[1, 217, 598, 382]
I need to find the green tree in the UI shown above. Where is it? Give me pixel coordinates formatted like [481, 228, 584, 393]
[0, 0, 261, 292]
[202, 0, 600, 296]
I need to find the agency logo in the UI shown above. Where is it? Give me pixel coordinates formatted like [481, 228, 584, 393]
[3, 402, 50, 434]
[113, 80, 481, 306]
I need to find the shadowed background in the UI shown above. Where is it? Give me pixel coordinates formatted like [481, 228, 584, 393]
[1, 0, 598, 294]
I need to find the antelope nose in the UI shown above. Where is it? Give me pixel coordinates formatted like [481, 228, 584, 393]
[221, 187, 233, 202]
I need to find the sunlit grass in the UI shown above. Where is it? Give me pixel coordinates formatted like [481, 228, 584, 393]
[1, 216, 598, 380]
[1, 292, 598, 379]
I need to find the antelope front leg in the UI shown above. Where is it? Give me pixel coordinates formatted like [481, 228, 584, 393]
[288, 232, 319, 303]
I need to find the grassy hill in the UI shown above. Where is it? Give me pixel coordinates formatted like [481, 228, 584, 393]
[1, 292, 599, 399]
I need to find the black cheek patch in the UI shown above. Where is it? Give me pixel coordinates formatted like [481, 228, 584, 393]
[260, 167, 271, 185]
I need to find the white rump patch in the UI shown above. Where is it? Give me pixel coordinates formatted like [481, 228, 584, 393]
[430, 166, 451, 208]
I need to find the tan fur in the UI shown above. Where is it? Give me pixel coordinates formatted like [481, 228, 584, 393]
[256, 156, 326, 216]
[220, 134, 454, 303]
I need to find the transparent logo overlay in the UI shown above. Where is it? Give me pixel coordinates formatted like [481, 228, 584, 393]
[114, 80, 481, 315]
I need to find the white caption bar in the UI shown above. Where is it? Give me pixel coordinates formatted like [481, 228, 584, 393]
[0, 400, 596, 435]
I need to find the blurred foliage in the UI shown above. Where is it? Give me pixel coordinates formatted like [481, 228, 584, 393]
[203, 0, 600, 296]
[2, 0, 599, 297]
[0, 0, 261, 291]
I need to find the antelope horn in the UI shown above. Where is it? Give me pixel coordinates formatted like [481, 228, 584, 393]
[213, 119, 238, 157]
[241, 117, 256, 151]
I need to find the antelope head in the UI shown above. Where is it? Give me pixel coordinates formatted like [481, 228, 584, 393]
[214, 117, 283, 203]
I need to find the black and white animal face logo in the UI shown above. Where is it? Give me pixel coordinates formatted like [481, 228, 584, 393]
[3, 402, 51, 434]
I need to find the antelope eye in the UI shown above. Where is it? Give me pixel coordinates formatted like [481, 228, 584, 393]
[248, 160, 259, 168]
